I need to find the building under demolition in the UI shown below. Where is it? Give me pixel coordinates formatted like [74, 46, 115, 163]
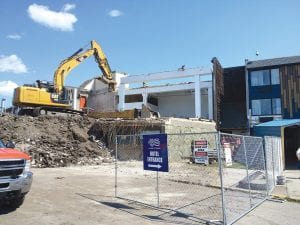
[80, 68, 214, 120]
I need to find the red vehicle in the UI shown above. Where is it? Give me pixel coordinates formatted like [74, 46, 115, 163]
[0, 139, 33, 208]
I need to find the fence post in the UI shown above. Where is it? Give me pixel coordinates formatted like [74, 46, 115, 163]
[263, 137, 269, 194]
[271, 138, 276, 188]
[216, 132, 227, 225]
[262, 137, 273, 197]
[156, 171, 160, 207]
[115, 136, 118, 198]
[242, 136, 252, 208]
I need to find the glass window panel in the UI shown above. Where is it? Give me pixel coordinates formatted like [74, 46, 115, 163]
[250, 70, 270, 86]
[272, 98, 281, 114]
[252, 99, 261, 115]
[260, 99, 272, 115]
[271, 69, 280, 85]
[252, 99, 272, 115]
[264, 70, 270, 84]
[251, 71, 260, 86]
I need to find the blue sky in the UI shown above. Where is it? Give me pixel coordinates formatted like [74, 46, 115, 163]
[1, 0, 300, 106]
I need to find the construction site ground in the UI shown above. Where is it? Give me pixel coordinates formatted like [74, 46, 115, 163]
[1, 114, 300, 224]
[0, 165, 300, 225]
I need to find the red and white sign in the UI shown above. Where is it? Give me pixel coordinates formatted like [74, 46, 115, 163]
[193, 140, 208, 165]
[194, 140, 208, 148]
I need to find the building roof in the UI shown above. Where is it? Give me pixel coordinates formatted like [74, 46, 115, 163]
[246, 55, 300, 69]
[255, 119, 300, 127]
[254, 119, 300, 137]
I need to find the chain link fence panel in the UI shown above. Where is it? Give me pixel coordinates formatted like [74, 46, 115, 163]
[115, 132, 274, 225]
[115, 133, 223, 224]
[219, 133, 268, 224]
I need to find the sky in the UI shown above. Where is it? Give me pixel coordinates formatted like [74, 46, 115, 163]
[1, 0, 300, 106]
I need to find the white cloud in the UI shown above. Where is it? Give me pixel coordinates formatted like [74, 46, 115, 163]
[0, 81, 18, 97]
[27, 3, 77, 32]
[6, 34, 22, 40]
[0, 55, 28, 74]
[62, 3, 76, 12]
[108, 9, 123, 17]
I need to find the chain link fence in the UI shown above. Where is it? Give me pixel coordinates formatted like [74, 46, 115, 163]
[115, 132, 274, 225]
[219, 133, 268, 224]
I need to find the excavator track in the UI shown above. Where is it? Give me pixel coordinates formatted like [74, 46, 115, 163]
[18, 107, 85, 117]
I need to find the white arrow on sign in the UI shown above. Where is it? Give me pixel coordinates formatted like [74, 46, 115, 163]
[148, 164, 162, 169]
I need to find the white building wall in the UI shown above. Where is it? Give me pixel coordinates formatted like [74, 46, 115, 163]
[158, 94, 195, 118]
[157, 90, 209, 118]
[201, 89, 209, 118]
[118, 68, 213, 119]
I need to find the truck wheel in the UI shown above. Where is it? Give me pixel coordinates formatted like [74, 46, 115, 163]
[8, 195, 25, 209]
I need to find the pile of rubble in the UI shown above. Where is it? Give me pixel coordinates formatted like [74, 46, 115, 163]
[0, 114, 114, 168]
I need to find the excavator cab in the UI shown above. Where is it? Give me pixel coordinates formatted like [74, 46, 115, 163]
[36, 80, 55, 93]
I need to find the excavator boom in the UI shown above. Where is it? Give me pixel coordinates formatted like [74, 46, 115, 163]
[53, 40, 115, 93]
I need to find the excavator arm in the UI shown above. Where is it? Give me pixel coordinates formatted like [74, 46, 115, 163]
[53, 40, 115, 94]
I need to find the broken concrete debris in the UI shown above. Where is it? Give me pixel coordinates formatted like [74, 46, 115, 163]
[0, 113, 216, 168]
[0, 114, 112, 168]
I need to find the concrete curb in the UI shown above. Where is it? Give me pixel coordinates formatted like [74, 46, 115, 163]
[271, 194, 300, 203]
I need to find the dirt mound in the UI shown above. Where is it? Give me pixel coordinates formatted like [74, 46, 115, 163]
[0, 114, 113, 168]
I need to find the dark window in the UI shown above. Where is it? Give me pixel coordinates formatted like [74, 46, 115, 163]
[259, 117, 274, 123]
[147, 96, 158, 106]
[125, 94, 143, 103]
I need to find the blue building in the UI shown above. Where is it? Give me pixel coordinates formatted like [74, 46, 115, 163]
[245, 56, 300, 129]
[246, 56, 300, 169]
[219, 56, 300, 168]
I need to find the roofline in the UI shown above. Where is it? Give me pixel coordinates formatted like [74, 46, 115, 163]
[246, 55, 300, 69]
[255, 119, 300, 127]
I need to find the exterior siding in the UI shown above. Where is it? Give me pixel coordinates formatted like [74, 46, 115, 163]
[220, 66, 247, 132]
[280, 64, 300, 118]
[212, 58, 224, 131]
[249, 85, 281, 100]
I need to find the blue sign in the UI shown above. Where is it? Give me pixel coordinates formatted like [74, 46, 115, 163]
[143, 133, 168, 172]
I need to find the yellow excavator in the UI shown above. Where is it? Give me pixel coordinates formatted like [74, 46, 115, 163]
[13, 40, 116, 116]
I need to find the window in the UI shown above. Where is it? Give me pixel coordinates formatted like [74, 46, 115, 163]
[147, 96, 158, 106]
[125, 94, 143, 103]
[272, 98, 281, 114]
[251, 70, 270, 86]
[251, 98, 281, 115]
[252, 99, 272, 115]
[250, 68, 280, 86]
[271, 69, 280, 84]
